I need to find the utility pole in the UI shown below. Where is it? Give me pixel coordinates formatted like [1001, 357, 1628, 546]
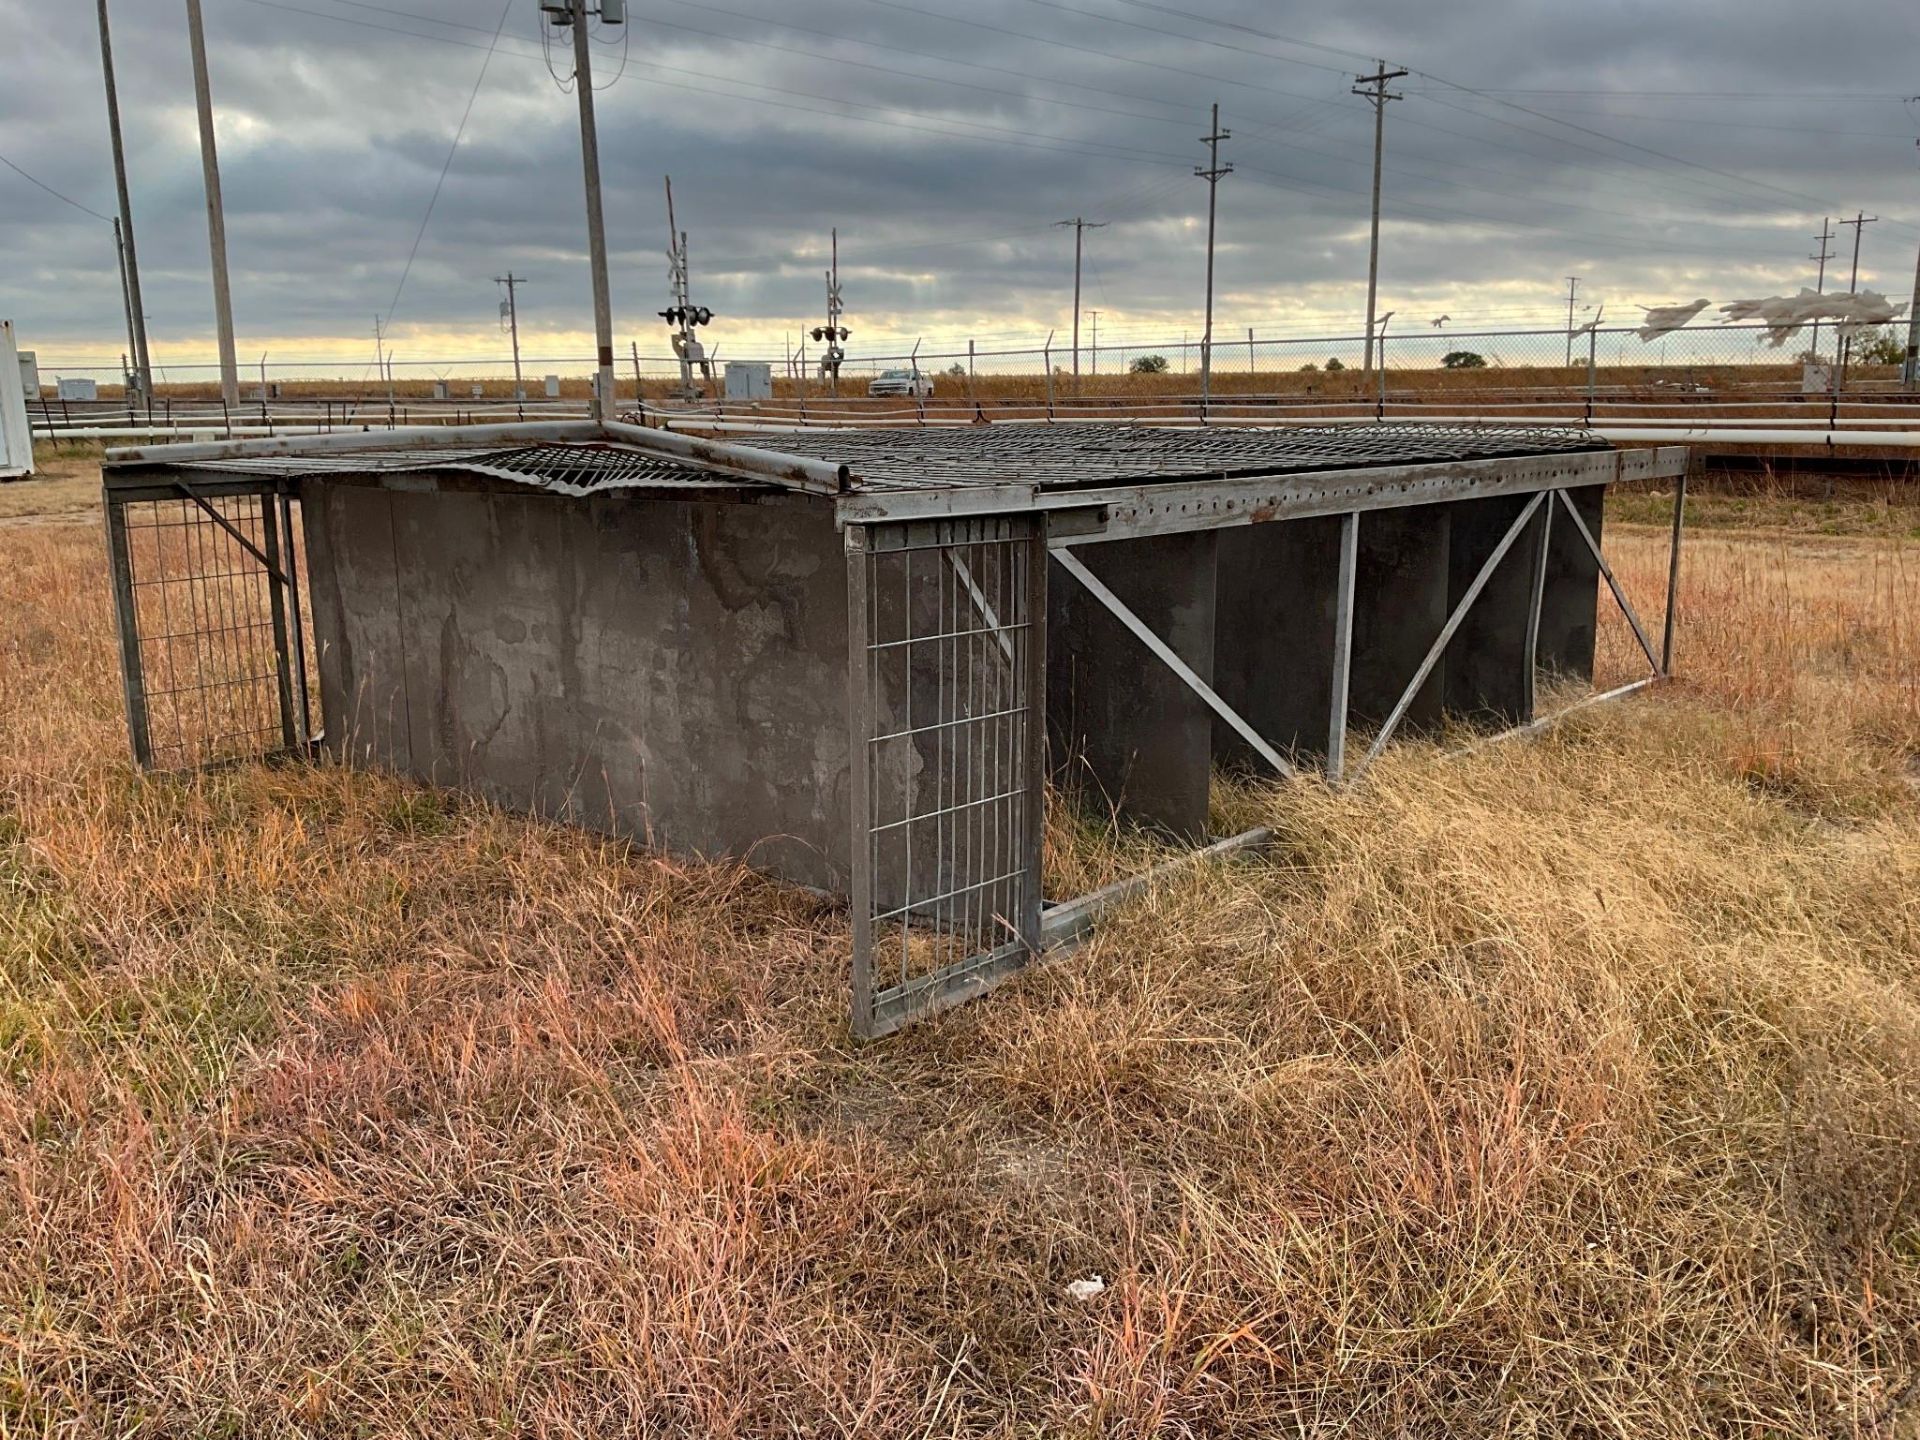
[1905, 131, 1920, 388]
[1837, 210, 1879, 386]
[551, 0, 619, 418]
[373, 315, 394, 405]
[113, 218, 140, 400]
[1195, 102, 1232, 410]
[185, 0, 239, 408]
[1563, 277, 1580, 367]
[1055, 217, 1105, 393]
[1353, 61, 1406, 378]
[96, 0, 152, 403]
[495, 273, 525, 399]
[1809, 217, 1835, 362]
[1905, 231, 1920, 388]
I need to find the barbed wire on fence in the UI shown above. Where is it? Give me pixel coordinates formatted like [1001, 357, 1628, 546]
[27, 321, 1912, 411]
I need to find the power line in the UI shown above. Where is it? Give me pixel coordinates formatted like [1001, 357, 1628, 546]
[0, 152, 115, 223]
[1402, 87, 1914, 101]
[625, 6, 1203, 131]
[381, 0, 515, 328]
[1011, 0, 1352, 77]
[232, 0, 1203, 169]
[642, 0, 1204, 121]
[1041, 0, 1920, 235]
[843, 0, 1343, 109]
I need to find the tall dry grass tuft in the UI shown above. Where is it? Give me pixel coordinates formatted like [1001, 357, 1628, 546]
[2, 495, 1918, 1435]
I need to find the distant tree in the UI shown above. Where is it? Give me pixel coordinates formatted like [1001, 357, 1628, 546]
[1130, 354, 1170, 374]
[1442, 350, 1488, 370]
[945, 362, 967, 377]
[1299, 362, 1320, 372]
[1851, 327, 1905, 367]
[1324, 357, 1346, 372]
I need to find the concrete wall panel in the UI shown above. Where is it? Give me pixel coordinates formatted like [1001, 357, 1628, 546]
[1444, 494, 1542, 726]
[1538, 485, 1605, 684]
[1047, 532, 1218, 840]
[1211, 517, 1342, 767]
[307, 481, 853, 891]
[1349, 505, 1449, 732]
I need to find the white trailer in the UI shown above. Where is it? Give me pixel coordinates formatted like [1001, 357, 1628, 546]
[1, 321, 35, 479]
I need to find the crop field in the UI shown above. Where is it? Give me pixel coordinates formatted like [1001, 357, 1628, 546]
[2, 453, 1918, 1435]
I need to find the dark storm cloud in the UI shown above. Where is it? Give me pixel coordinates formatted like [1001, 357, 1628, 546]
[2, 0, 1916, 367]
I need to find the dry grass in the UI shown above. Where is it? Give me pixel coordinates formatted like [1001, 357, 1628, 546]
[1, 478, 1918, 1435]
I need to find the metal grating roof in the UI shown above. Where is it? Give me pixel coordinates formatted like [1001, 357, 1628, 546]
[734, 423, 1611, 493]
[136, 424, 1612, 499]
[175, 441, 742, 493]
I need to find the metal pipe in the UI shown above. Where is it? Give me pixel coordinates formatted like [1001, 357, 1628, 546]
[601, 419, 852, 493]
[105, 419, 604, 465]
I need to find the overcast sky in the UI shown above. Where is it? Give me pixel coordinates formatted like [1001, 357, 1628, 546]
[3, 0, 1917, 378]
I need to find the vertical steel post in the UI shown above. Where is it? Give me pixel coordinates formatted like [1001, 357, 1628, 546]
[1326, 511, 1359, 784]
[1019, 518, 1048, 942]
[258, 491, 298, 751]
[846, 526, 875, 1038]
[103, 496, 153, 768]
[1586, 326, 1598, 421]
[1522, 497, 1553, 716]
[1661, 469, 1688, 676]
[1375, 327, 1387, 417]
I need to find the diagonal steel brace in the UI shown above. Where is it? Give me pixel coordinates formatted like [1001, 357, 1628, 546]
[1051, 545, 1296, 779]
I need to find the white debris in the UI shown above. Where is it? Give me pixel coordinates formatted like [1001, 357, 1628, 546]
[1636, 299, 1710, 341]
[1065, 1274, 1107, 1302]
[1572, 307, 1605, 337]
[1717, 289, 1909, 348]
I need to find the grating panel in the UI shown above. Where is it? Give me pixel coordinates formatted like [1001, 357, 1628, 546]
[849, 514, 1047, 1036]
[736, 422, 1611, 492]
[131, 424, 1611, 501]
[106, 486, 310, 772]
[174, 441, 751, 494]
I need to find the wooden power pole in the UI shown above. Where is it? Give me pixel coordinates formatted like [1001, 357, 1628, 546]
[185, 0, 240, 407]
[1353, 61, 1406, 378]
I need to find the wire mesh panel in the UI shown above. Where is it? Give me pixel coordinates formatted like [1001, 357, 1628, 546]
[105, 483, 310, 771]
[847, 514, 1047, 1037]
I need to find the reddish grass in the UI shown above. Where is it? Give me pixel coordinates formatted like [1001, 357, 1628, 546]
[1, 481, 1917, 1435]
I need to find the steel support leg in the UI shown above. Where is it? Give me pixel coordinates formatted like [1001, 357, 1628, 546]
[1661, 470, 1687, 676]
[1326, 511, 1358, 783]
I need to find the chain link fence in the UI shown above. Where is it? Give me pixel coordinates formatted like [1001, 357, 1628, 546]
[27, 320, 1917, 440]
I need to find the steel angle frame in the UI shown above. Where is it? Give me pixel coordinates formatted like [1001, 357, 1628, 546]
[103, 469, 313, 772]
[1340, 471, 1690, 785]
[846, 512, 1049, 1038]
